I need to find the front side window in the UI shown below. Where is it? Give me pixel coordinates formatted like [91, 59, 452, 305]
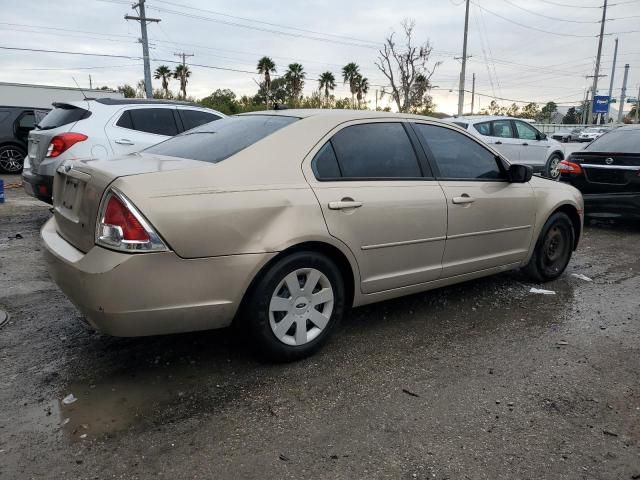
[120, 108, 179, 136]
[414, 124, 503, 180]
[514, 121, 539, 140]
[329, 123, 422, 179]
[492, 120, 514, 139]
[145, 115, 298, 163]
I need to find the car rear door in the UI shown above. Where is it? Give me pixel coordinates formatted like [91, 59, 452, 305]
[412, 122, 536, 278]
[305, 120, 447, 294]
[473, 120, 521, 162]
[105, 106, 180, 156]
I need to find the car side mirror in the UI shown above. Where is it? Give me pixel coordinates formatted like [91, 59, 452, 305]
[536, 133, 546, 141]
[508, 164, 533, 183]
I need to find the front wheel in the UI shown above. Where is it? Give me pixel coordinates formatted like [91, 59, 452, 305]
[545, 154, 562, 181]
[523, 212, 574, 283]
[243, 251, 346, 362]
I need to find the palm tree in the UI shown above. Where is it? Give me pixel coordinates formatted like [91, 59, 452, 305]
[257, 56, 277, 108]
[284, 63, 305, 106]
[342, 62, 360, 108]
[173, 64, 191, 99]
[318, 71, 336, 108]
[153, 65, 172, 98]
[355, 75, 369, 109]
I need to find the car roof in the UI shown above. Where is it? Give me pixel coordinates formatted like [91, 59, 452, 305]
[93, 98, 197, 106]
[443, 115, 528, 123]
[239, 109, 440, 122]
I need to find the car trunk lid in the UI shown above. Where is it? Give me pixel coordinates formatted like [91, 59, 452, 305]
[570, 151, 640, 191]
[53, 153, 208, 253]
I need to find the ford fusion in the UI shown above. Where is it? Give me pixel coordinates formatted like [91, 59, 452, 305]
[42, 110, 584, 361]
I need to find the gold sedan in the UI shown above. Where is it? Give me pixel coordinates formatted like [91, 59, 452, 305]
[42, 110, 583, 361]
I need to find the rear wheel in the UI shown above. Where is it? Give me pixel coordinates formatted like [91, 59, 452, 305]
[523, 212, 574, 283]
[244, 251, 345, 362]
[545, 154, 562, 181]
[0, 145, 25, 173]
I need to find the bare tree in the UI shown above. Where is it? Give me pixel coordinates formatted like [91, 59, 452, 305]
[375, 19, 441, 113]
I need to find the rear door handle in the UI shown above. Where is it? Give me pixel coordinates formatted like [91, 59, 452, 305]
[494, 141, 503, 145]
[115, 139, 134, 145]
[452, 195, 475, 205]
[522, 143, 529, 146]
[328, 200, 363, 210]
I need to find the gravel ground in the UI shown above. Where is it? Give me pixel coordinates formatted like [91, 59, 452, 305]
[1, 172, 639, 480]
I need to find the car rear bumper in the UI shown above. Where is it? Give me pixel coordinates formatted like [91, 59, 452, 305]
[41, 216, 276, 337]
[583, 192, 640, 217]
[22, 169, 53, 204]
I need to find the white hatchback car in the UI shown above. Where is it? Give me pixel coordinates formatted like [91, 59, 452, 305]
[446, 116, 565, 180]
[22, 98, 225, 203]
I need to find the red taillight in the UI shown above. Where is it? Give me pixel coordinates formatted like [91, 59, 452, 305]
[46, 132, 87, 158]
[103, 195, 150, 242]
[558, 159, 583, 175]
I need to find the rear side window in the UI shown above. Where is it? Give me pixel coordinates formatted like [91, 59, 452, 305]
[329, 123, 422, 179]
[492, 120, 514, 138]
[179, 109, 221, 131]
[145, 115, 298, 163]
[17, 112, 35, 129]
[586, 128, 640, 154]
[415, 124, 503, 180]
[312, 142, 341, 179]
[474, 121, 491, 136]
[118, 108, 179, 136]
[38, 104, 90, 130]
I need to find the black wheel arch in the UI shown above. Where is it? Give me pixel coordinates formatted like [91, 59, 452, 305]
[550, 204, 581, 250]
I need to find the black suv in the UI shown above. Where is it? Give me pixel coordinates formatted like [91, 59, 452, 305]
[0, 106, 49, 173]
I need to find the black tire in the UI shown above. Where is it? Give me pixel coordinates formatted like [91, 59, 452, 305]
[523, 212, 574, 283]
[0, 144, 26, 174]
[545, 154, 562, 181]
[243, 251, 346, 362]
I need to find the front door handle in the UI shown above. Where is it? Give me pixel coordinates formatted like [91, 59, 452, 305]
[452, 195, 475, 205]
[522, 142, 529, 146]
[494, 141, 503, 145]
[328, 200, 363, 210]
[115, 139, 134, 145]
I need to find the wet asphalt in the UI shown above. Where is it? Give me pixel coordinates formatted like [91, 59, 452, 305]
[1, 172, 639, 479]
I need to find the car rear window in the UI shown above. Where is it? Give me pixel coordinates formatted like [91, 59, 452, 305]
[585, 129, 640, 154]
[145, 115, 298, 163]
[37, 104, 90, 130]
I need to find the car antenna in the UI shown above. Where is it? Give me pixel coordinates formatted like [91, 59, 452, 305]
[71, 77, 88, 100]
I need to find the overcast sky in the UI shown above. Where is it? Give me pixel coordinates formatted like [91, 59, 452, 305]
[1, 0, 639, 114]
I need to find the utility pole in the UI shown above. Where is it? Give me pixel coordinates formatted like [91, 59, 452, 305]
[470, 73, 476, 114]
[174, 52, 194, 69]
[375, 89, 378, 110]
[457, 0, 470, 116]
[88, 74, 92, 90]
[618, 64, 629, 122]
[125, 0, 160, 99]
[636, 84, 640, 123]
[607, 37, 618, 122]
[582, 87, 591, 124]
[587, 0, 608, 124]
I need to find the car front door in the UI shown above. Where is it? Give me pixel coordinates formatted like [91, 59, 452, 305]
[105, 107, 180, 156]
[305, 120, 448, 294]
[412, 122, 536, 278]
[513, 120, 550, 168]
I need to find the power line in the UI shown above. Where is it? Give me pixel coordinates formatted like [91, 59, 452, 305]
[536, 0, 604, 8]
[502, 0, 600, 23]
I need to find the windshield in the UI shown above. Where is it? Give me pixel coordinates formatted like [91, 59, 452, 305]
[145, 114, 298, 163]
[585, 128, 640, 153]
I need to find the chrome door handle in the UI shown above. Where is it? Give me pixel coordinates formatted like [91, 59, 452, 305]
[328, 200, 363, 210]
[452, 195, 475, 205]
[115, 139, 134, 145]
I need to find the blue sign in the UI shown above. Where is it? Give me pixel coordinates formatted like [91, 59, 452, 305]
[593, 95, 610, 114]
